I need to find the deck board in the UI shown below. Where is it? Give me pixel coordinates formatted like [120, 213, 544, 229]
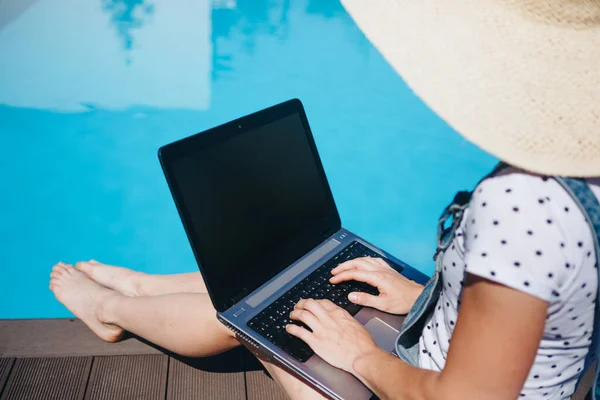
[0, 356, 91, 400]
[0, 320, 160, 358]
[245, 370, 288, 400]
[0, 358, 15, 396]
[167, 356, 246, 400]
[241, 349, 287, 400]
[84, 354, 168, 400]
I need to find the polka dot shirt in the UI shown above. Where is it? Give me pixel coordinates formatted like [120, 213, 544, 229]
[418, 171, 600, 399]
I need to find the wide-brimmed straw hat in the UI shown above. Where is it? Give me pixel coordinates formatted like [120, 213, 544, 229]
[341, 0, 600, 177]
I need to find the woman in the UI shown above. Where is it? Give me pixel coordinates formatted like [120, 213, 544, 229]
[50, 0, 600, 399]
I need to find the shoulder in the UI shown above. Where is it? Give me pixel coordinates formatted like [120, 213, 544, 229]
[472, 166, 551, 203]
[463, 168, 594, 302]
[471, 167, 586, 221]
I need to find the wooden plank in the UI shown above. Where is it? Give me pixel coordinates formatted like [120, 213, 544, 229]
[84, 354, 168, 400]
[165, 347, 251, 399]
[0, 358, 15, 396]
[245, 370, 287, 400]
[240, 347, 263, 372]
[0, 319, 161, 358]
[241, 347, 287, 399]
[0, 356, 92, 400]
[167, 356, 246, 400]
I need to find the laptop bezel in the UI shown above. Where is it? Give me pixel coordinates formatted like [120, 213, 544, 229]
[158, 98, 342, 312]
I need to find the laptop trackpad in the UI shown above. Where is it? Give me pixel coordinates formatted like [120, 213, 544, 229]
[363, 317, 399, 352]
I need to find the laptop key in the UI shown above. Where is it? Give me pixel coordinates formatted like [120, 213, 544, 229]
[329, 288, 343, 300]
[346, 303, 362, 316]
[285, 336, 314, 362]
[365, 285, 379, 295]
[312, 287, 329, 299]
[333, 297, 345, 307]
[271, 332, 289, 348]
[338, 297, 350, 308]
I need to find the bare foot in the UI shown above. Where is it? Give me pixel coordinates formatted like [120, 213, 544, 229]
[50, 262, 124, 342]
[76, 260, 145, 297]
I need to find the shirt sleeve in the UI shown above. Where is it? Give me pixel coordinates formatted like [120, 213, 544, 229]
[463, 172, 572, 302]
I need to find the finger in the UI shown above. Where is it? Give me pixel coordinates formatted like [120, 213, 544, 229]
[296, 298, 331, 321]
[316, 299, 339, 312]
[331, 258, 379, 275]
[329, 269, 382, 288]
[290, 309, 322, 331]
[286, 323, 315, 346]
[348, 291, 384, 309]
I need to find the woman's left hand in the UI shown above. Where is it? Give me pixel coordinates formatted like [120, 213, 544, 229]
[286, 298, 380, 375]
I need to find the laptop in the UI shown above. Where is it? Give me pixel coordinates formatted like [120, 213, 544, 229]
[158, 99, 427, 399]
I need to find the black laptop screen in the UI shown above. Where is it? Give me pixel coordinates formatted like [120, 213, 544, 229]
[170, 112, 337, 311]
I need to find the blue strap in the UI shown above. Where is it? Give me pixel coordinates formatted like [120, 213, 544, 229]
[555, 177, 600, 397]
[434, 162, 509, 260]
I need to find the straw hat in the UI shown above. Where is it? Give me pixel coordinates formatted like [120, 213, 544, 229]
[341, 0, 600, 177]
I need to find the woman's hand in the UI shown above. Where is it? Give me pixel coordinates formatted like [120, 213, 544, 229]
[330, 257, 424, 315]
[286, 298, 382, 375]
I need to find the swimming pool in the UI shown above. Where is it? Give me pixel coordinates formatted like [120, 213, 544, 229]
[0, 0, 496, 319]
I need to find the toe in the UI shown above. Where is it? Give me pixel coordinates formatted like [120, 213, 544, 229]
[64, 264, 76, 274]
[76, 261, 92, 272]
[76, 261, 95, 278]
[52, 263, 67, 274]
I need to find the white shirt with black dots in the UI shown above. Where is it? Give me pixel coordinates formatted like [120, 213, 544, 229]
[418, 172, 600, 399]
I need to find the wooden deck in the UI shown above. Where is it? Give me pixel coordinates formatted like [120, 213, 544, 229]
[2, 319, 596, 400]
[0, 319, 288, 400]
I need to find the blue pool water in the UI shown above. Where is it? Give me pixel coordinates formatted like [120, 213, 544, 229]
[0, 0, 496, 319]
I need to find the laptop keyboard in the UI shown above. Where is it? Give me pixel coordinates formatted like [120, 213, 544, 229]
[246, 241, 403, 362]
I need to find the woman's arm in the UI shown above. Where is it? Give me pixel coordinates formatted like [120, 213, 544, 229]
[289, 274, 548, 400]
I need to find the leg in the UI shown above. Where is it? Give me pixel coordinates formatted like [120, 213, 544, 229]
[51, 262, 325, 396]
[50, 263, 238, 357]
[76, 260, 206, 297]
[99, 292, 239, 357]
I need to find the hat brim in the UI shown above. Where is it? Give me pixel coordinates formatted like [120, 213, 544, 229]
[342, 0, 600, 177]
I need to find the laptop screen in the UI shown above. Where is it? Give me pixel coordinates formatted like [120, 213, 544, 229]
[169, 111, 339, 312]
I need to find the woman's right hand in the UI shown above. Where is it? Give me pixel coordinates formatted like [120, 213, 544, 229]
[329, 257, 424, 315]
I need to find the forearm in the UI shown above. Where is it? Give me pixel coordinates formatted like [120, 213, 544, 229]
[352, 348, 442, 400]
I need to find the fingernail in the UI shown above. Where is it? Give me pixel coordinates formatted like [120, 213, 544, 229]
[349, 292, 357, 301]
